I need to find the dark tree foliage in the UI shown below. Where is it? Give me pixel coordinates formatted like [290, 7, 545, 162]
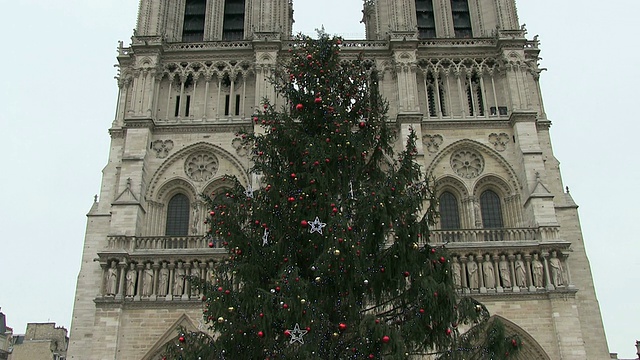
[163, 33, 519, 360]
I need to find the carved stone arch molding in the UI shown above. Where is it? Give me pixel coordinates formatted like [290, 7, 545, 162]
[472, 174, 514, 198]
[426, 139, 521, 195]
[434, 175, 469, 199]
[488, 315, 552, 360]
[147, 142, 250, 202]
[156, 178, 199, 203]
[141, 314, 199, 360]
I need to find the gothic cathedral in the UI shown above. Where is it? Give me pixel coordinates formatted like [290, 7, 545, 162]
[68, 0, 610, 359]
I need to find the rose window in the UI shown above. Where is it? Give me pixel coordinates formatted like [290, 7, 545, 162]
[185, 153, 219, 182]
[450, 149, 484, 179]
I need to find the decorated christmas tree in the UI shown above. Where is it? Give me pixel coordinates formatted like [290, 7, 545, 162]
[163, 34, 519, 360]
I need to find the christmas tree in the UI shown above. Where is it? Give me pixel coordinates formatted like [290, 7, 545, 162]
[163, 34, 519, 360]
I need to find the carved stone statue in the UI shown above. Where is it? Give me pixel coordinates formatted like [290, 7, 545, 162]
[190, 262, 201, 296]
[451, 258, 462, 288]
[142, 263, 154, 296]
[549, 251, 564, 286]
[105, 261, 118, 295]
[482, 254, 495, 288]
[473, 200, 482, 228]
[173, 262, 186, 296]
[467, 256, 479, 289]
[532, 253, 544, 287]
[125, 263, 137, 296]
[499, 255, 511, 288]
[206, 261, 216, 285]
[158, 262, 169, 296]
[514, 254, 526, 287]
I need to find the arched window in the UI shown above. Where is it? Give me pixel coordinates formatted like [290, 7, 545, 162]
[480, 190, 503, 228]
[166, 194, 190, 236]
[439, 191, 460, 229]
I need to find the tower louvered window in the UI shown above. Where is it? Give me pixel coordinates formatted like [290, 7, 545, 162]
[439, 191, 461, 229]
[166, 194, 190, 236]
[182, 0, 206, 42]
[223, 0, 245, 41]
[450, 0, 472, 38]
[466, 74, 484, 116]
[416, 0, 436, 39]
[426, 72, 447, 117]
[480, 190, 503, 228]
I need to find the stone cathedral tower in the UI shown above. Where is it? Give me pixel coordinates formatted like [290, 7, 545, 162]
[68, 0, 610, 359]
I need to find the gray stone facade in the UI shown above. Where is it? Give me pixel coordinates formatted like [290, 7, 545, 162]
[68, 0, 610, 359]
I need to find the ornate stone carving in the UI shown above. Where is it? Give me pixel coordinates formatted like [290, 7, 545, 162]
[142, 263, 154, 296]
[450, 149, 484, 178]
[549, 251, 564, 286]
[185, 153, 219, 182]
[158, 262, 169, 296]
[125, 263, 137, 297]
[489, 133, 510, 152]
[232, 138, 250, 157]
[531, 253, 544, 287]
[152, 140, 174, 158]
[482, 254, 495, 288]
[422, 134, 443, 153]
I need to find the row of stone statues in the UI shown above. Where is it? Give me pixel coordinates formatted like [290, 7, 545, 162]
[450, 251, 567, 291]
[104, 260, 216, 298]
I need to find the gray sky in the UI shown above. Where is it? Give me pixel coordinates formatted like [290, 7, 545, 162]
[0, 0, 637, 358]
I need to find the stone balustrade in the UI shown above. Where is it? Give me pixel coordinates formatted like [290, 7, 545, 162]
[430, 226, 559, 243]
[106, 235, 223, 252]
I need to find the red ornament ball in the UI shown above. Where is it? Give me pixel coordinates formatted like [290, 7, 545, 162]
[446, 328, 452, 335]
[439, 256, 446, 263]
[258, 331, 264, 338]
[338, 323, 347, 331]
[306, 54, 312, 60]
[359, 121, 366, 129]
[178, 336, 185, 343]
[284, 330, 291, 337]
[381, 335, 390, 343]
[511, 339, 518, 347]
[315, 97, 322, 104]
[208, 242, 214, 248]
[296, 103, 304, 111]
[301, 220, 309, 228]
[403, 271, 410, 277]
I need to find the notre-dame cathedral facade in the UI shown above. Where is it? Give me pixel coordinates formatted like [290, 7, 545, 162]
[68, 0, 610, 359]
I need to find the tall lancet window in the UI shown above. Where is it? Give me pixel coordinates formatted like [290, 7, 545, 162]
[480, 190, 503, 228]
[439, 192, 461, 229]
[166, 194, 190, 236]
[450, 0, 472, 38]
[466, 73, 484, 116]
[416, 0, 436, 39]
[182, 0, 206, 42]
[223, 0, 245, 41]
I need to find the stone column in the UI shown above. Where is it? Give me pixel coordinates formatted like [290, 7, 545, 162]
[542, 251, 555, 291]
[116, 262, 126, 300]
[524, 254, 535, 292]
[459, 256, 469, 293]
[135, 263, 144, 300]
[167, 263, 175, 301]
[493, 255, 502, 293]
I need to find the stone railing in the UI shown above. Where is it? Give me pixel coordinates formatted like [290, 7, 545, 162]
[106, 236, 223, 252]
[418, 38, 496, 47]
[153, 116, 251, 125]
[447, 246, 573, 294]
[430, 226, 559, 243]
[165, 41, 252, 51]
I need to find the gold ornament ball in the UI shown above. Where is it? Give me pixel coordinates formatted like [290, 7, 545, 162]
[217, 317, 225, 323]
[228, 307, 235, 312]
[315, 277, 321, 282]
[300, 299, 306, 304]
[334, 249, 341, 256]
[333, 332, 339, 338]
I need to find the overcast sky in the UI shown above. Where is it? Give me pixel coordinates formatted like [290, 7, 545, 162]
[0, 0, 637, 358]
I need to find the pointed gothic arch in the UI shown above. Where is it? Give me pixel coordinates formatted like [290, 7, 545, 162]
[147, 141, 249, 202]
[141, 314, 200, 360]
[426, 138, 521, 195]
[489, 315, 552, 360]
